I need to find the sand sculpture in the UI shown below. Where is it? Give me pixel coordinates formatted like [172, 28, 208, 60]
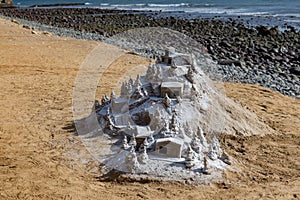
[94, 48, 232, 180]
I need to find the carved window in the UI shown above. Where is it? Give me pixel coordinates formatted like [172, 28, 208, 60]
[159, 146, 167, 154]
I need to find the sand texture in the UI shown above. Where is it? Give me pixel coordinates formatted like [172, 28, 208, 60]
[0, 18, 300, 199]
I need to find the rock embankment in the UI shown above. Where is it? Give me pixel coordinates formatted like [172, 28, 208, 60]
[0, 8, 299, 97]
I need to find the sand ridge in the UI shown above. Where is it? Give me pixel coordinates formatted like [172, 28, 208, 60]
[0, 18, 299, 199]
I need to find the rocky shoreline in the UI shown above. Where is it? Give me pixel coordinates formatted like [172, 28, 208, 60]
[0, 8, 299, 98]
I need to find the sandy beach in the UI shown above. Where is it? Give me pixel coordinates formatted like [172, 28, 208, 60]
[0, 17, 300, 199]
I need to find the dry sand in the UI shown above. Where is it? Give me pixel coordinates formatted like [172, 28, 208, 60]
[0, 18, 299, 199]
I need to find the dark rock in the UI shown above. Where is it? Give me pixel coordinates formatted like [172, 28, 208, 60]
[22, 25, 30, 29]
[218, 59, 242, 67]
[220, 40, 232, 48]
[290, 67, 300, 76]
[256, 25, 277, 36]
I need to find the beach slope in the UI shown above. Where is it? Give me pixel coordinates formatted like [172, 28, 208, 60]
[0, 18, 299, 199]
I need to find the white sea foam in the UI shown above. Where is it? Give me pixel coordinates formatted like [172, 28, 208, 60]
[284, 19, 300, 23]
[273, 13, 300, 18]
[111, 4, 132, 7]
[147, 3, 188, 7]
[89, 1, 300, 20]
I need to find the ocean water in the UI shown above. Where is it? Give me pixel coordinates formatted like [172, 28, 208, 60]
[14, 0, 300, 29]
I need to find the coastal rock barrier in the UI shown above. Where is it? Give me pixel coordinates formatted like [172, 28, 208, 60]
[0, 8, 299, 98]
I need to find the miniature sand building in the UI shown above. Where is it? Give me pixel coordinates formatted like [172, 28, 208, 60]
[121, 126, 153, 149]
[161, 82, 184, 98]
[161, 48, 192, 67]
[155, 138, 184, 158]
[161, 48, 176, 65]
[0, 0, 13, 7]
[111, 97, 129, 114]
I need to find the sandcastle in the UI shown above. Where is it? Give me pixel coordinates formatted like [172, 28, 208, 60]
[94, 48, 232, 182]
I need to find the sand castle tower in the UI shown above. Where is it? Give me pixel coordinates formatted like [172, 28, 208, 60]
[125, 146, 139, 173]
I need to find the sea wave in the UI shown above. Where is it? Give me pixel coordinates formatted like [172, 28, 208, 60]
[14, 0, 300, 20]
[98, 2, 216, 9]
[284, 19, 300, 23]
[96, 3, 300, 19]
[110, 4, 135, 7]
[147, 3, 189, 7]
[273, 13, 300, 18]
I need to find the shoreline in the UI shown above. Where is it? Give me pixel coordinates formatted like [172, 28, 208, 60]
[0, 8, 299, 98]
[8, 2, 300, 28]
[4, 6, 300, 31]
